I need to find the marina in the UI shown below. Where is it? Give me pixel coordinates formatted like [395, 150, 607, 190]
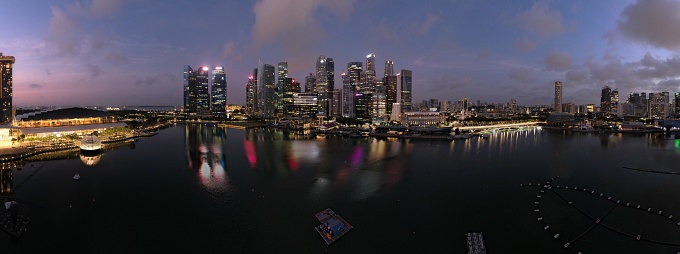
[314, 208, 353, 245]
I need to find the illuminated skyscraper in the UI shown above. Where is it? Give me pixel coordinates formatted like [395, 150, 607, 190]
[326, 58, 335, 116]
[305, 73, 315, 93]
[211, 67, 227, 118]
[0, 53, 14, 124]
[183, 65, 210, 115]
[344, 62, 362, 118]
[600, 86, 618, 115]
[361, 53, 377, 93]
[245, 69, 257, 115]
[400, 69, 412, 112]
[276, 62, 288, 117]
[675, 92, 680, 115]
[315, 55, 334, 116]
[384, 60, 394, 78]
[257, 63, 276, 118]
[554, 81, 562, 113]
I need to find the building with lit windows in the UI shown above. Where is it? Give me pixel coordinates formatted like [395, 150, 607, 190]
[258, 63, 276, 118]
[211, 67, 227, 118]
[554, 81, 562, 113]
[0, 53, 15, 124]
[402, 111, 445, 126]
[183, 65, 210, 116]
[291, 92, 319, 118]
[245, 69, 257, 116]
[400, 69, 412, 112]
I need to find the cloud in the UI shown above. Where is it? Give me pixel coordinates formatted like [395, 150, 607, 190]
[514, 2, 566, 38]
[85, 63, 100, 78]
[251, 0, 356, 53]
[46, 6, 83, 56]
[45, 69, 52, 75]
[29, 83, 43, 89]
[565, 69, 588, 83]
[615, 0, 680, 51]
[508, 67, 535, 83]
[132, 73, 178, 86]
[515, 38, 536, 52]
[544, 50, 573, 71]
[89, 0, 125, 17]
[417, 13, 440, 34]
[106, 52, 130, 63]
[222, 41, 236, 58]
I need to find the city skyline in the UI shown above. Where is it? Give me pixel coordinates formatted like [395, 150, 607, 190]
[2, 0, 680, 107]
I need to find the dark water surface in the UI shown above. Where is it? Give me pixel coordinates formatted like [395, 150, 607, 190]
[3, 124, 680, 253]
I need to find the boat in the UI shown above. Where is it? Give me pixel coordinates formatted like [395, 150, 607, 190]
[314, 208, 353, 245]
[73, 174, 81, 180]
[80, 134, 101, 152]
[4, 201, 16, 210]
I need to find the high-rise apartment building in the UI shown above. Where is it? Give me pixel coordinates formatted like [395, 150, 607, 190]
[554, 81, 562, 113]
[210, 67, 227, 118]
[257, 63, 276, 118]
[0, 53, 15, 124]
[400, 69, 413, 112]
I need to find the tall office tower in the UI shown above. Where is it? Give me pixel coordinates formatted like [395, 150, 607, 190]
[341, 73, 353, 118]
[362, 53, 377, 93]
[196, 67, 211, 115]
[183, 65, 210, 115]
[326, 58, 335, 116]
[276, 62, 288, 117]
[600, 86, 612, 114]
[183, 65, 193, 113]
[612, 89, 619, 115]
[330, 89, 341, 117]
[355, 93, 372, 121]
[400, 69, 413, 112]
[675, 92, 680, 115]
[390, 73, 402, 122]
[314, 55, 335, 116]
[366, 53, 376, 72]
[282, 77, 297, 117]
[463, 96, 469, 113]
[246, 69, 257, 115]
[210, 67, 227, 118]
[0, 53, 14, 124]
[385, 75, 398, 115]
[257, 63, 276, 118]
[554, 81, 562, 113]
[305, 73, 316, 93]
[384, 60, 394, 78]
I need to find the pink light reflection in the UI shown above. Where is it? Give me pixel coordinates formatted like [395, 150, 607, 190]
[350, 146, 364, 167]
[244, 140, 257, 168]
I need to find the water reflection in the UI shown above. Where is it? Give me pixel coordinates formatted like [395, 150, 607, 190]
[184, 124, 230, 192]
[79, 153, 102, 167]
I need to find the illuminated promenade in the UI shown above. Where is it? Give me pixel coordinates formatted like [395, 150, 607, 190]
[457, 121, 543, 131]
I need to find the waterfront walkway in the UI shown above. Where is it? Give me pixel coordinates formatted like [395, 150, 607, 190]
[456, 122, 542, 131]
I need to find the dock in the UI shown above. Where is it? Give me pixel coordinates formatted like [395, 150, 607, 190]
[466, 232, 487, 254]
[314, 208, 353, 245]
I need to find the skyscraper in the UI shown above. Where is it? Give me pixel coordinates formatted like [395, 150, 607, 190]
[362, 53, 377, 93]
[675, 92, 680, 115]
[305, 73, 315, 93]
[385, 75, 398, 115]
[183, 65, 210, 115]
[276, 62, 288, 117]
[257, 63, 276, 118]
[344, 62, 362, 118]
[245, 70, 257, 115]
[384, 60, 394, 78]
[315, 55, 333, 116]
[400, 69, 413, 112]
[600, 86, 618, 115]
[210, 67, 227, 118]
[326, 58, 335, 116]
[0, 53, 14, 124]
[554, 81, 562, 113]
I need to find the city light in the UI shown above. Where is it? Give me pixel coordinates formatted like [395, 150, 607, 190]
[202, 67, 209, 71]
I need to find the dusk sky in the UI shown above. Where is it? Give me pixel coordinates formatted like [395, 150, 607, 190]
[2, 0, 680, 107]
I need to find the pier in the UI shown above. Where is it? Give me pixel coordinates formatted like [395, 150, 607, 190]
[314, 208, 353, 245]
[521, 176, 680, 253]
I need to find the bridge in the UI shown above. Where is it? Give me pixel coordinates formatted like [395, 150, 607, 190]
[456, 121, 543, 131]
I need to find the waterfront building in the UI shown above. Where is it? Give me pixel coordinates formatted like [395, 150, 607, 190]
[343, 62, 362, 118]
[650, 93, 670, 119]
[282, 77, 299, 117]
[291, 92, 319, 118]
[9, 107, 126, 140]
[400, 69, 413, 112]
[0, 53, 15, 124]
[210, 67, 227, 118]
[258, 63, 276, 118]
[183, 65, 210, 116]
[401, 111, 445, 126]
[315, 55, 328, 116]
[554, 81, 562, 113]
[245, 69, 257, 116]
[326, 58, 335, 116]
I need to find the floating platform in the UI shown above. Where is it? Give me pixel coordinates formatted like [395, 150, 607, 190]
[0, 213, 30, 238]
[466, 232, 487, 254]
[314, 208, 353, 245]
